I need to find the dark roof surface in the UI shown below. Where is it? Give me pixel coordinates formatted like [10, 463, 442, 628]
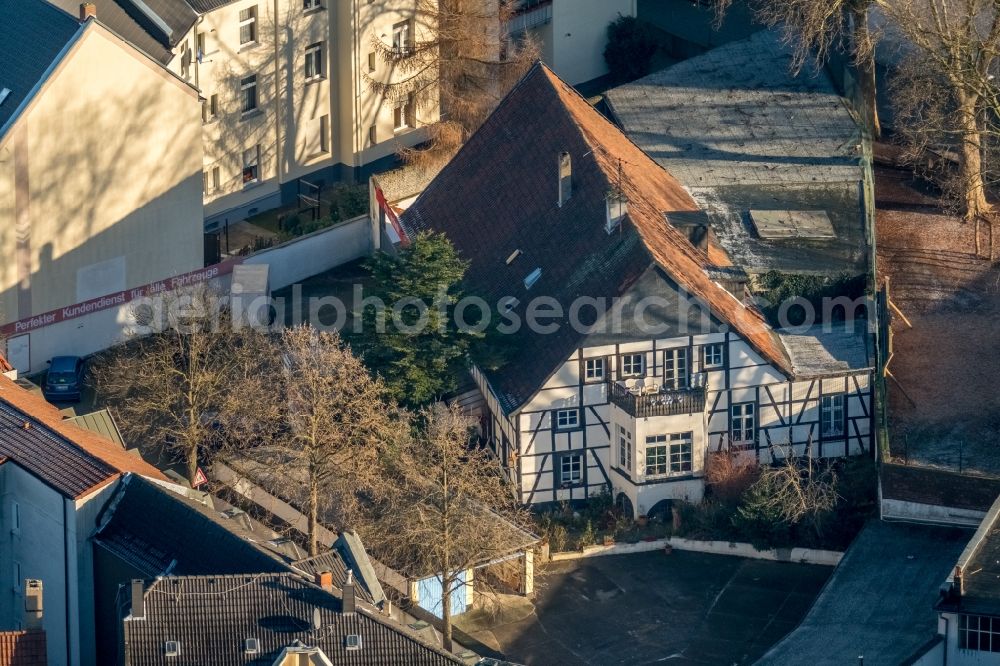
[401, 62, 790, 412]
[94, 475, 288, 577]
[0, 630, 46, 666]
[293, 552, 377, 606]
[881, 463, 1000, 512]
[0, 376, 165, 498]
[937, 495, 1000, 616]
[0, 0, 81, 135]
[46, 0, 175, 63]
[123, 573, 463, 665]
[759, 520, 970, 665]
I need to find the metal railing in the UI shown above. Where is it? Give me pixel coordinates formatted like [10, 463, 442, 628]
[607, 381, 706, 418]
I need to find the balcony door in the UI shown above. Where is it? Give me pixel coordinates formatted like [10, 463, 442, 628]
[663, 348, 689, 390]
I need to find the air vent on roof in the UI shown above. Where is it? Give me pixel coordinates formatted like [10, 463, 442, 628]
[345, 634, 363, 651]
[244, 637, 260, 654]
[523, 268, 542, 290]
[164, 641, 181, 657]
[0, 89, 10, 108]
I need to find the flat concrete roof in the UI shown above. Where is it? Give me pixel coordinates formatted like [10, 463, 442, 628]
[606, 29, 867, 276]
[778, 321, 873, 377]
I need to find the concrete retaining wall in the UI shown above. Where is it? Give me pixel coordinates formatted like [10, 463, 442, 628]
[549, 537, 843, 566]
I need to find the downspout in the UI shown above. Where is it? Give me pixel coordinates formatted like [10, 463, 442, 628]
[273, 0, 283, 192]
[942, 614, 949, 666]
[63, 498, 73, 666]
[354, 0, 362, 178]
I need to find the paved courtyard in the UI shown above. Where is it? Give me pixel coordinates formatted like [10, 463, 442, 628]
[456, 550, 831, 665]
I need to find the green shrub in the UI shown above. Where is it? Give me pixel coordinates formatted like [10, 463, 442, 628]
[604, 16, 659, 83]
[577, 520, 596, 549]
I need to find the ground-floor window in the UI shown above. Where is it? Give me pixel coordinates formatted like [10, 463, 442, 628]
[820, 394, 845, 438]
[558, 453, 583, 486]
[644, 433, 692, 477]
[730, 402, 755, 445]
[960, 614, 1000, 652]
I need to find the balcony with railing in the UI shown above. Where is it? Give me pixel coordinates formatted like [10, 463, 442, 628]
[607, 380, 706, 418]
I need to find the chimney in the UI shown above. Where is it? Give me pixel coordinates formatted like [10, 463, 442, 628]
[130, 579, 145, 620]
[23, 580, 42, 630]
[315, 570, 333, 592]
[557, 152, 572, 207]
[342, 570, 356, 614]
[79, 2, 96, 21]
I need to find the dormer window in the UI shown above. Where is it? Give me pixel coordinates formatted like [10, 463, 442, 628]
[606, 190, 627, 233]
[557, 152, 572, 206]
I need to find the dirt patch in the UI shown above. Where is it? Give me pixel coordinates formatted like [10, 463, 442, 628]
[876, 165, 1000, 474]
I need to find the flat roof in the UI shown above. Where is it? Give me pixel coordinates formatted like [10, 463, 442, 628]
[605, 29, 867, 277]
[778, 321, 873, 377]
[759, 520, 971, 665]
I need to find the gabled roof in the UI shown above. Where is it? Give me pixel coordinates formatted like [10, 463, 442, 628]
[0, 375, 166, 498]
[45, 0, 175, 64]
[0, 0, 82, 135]
[123, 573, 464, 665]
[93, 474, 291, 577]
[0, 630, 46, 666]
[401, 62, 790, 412]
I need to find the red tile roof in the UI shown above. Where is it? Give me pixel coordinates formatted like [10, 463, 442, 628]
[0, 630, 46, 666]
[401, 63, 790, 411]
[0, 375, 166, 498]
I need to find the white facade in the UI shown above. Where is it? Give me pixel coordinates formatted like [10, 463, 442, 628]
[0, 462, 118, 666]
[508, 0, 637, 85]
[477, 329, 873, 512]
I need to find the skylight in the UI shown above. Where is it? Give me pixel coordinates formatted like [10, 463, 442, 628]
[524, 268, 542, 290]
[0, 88, 10, 107]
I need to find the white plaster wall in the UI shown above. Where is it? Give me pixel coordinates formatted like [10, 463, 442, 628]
[549, 0, 636, 85]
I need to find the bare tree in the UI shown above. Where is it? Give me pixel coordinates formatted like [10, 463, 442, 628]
[738, 441, 839, 539]
[884, 0, 1000, 253]
[361, 402, 533, 651]
[223, 325, 402, 556]
[715, 0, 882, 137]
[92, 284, 242, 485]
[365, 0, 537, 167]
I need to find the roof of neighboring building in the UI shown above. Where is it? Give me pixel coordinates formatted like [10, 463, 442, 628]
[0, 630, 47, 666]
[401, 62, 791, 413]
[881, 463, 1000, 512]
[777, 321, 873, 377]
[67, 409, 125, 448]
[93, 474, 294, 577]
[0, 0, 82, 135]
[0, 375, 166, 498]
[45, 0, 175, 63]
[758, 520, 971, 665]
[605, 29, 867, 277]
[123, 573, 464, 665]
[938, 494, 1000, 616]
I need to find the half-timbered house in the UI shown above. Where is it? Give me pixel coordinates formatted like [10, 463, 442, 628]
[398, 63, 874, 515]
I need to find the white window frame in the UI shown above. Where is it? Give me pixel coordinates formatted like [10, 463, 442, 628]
[242, 145, 260, 186]
[554, 408, 579, 430]
[303, 0, 322, 10]
[644, 433, 692, 477]
[305, 42, 324, 81]
[730, 402, 756, 445]
[959, 614, 1000, 652]
[663, 347, 689, 390]
[240, 75, 258, 115]
[394, 95, 414, 131]
[584, 358, 605, 382]
[202, 93, 219, 123]
[618, 425, 632, 472]
[392, 20, 412, 56]
[559, 453, 583, 486]
[703, 343, 724, 368]
[620, 353, 644, 378]
[239, 6, 258, 46]
[821, 394, 845, 438]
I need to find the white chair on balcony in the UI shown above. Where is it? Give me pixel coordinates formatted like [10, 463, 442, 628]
[644, 380, 660, 395]
[624, 378, 640, 394]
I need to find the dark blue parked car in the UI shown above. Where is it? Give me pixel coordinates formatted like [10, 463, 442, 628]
[43, 356, 85, 402]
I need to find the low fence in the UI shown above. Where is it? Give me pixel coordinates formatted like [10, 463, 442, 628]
[548, 537, 843, 566]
